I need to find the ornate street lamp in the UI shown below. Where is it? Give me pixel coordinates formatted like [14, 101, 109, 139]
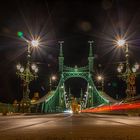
[16, 36, 39, 113]
[97, 75, 104, 92]
[49, 75, 57, 91]
[116, 39, 139, 99]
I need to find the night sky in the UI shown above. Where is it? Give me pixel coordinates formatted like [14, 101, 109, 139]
[1, 0, 140, 103]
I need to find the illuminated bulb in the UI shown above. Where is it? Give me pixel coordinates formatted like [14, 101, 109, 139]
[35, 68, 38, 73]
[117, 39, 126, 47]
[31, 40, 39, 47]
[119, 63, 124, 70]
[31, 64, 36, 70]
[16, 64, 21, 70]
[97, 75, 103, 81]
[20, 67, 24, 73]
[117, 67, 122, 73]
[51, 76, 56, 80]
[132, 67, 136, 73]
[134, 63, 139, 70]
[89, 86, 92, 88]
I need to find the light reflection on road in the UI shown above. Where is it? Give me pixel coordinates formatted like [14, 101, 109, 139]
[0, 113, 140, 140]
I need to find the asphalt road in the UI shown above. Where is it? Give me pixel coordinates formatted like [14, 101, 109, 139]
[0, 113, 140, 140]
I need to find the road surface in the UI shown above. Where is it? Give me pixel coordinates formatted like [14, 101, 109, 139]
[0, 113, 140, 140]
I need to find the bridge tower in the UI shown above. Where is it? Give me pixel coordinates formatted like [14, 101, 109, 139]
[88, 41, 94, 73]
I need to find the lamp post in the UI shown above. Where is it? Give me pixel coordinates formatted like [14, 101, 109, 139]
[116, 39, 139, 99]
[49, 75, 57, 91]
[16, 38, 39, 113]
[97, 75, 104, 92]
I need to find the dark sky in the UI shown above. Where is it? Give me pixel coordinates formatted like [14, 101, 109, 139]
[1, 0, 140, 103]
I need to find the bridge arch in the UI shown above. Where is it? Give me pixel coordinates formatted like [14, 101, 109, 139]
[65, 76, 87, 97]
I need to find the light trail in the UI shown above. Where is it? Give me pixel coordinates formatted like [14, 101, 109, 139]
[81, 102, 140, 113]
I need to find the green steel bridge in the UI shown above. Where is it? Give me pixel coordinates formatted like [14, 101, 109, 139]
[32, 41, 117, 113]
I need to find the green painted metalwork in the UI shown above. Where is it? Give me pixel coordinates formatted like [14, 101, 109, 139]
[32, 41, 116, 113]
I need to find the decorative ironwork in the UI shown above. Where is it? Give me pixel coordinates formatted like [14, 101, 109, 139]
[16, 42, 38, 113]
[117, 43, 139, 98]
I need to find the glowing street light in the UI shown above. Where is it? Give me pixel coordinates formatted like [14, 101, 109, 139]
[31, 39, 39, 47]
[16, 63, 21, 70]
[117, 39, 126, 47]
[117, 63, 124, 73]
[134, 63, 139, 70]
[97, 75, 103, 81]
[51, 75, 57, 81]
[31, 64, 38, 73]
[49, 75, 57, 91]
[16, 33, 39, 113]
[97, 75, 104, 92]
[116, 38, 139, 98]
